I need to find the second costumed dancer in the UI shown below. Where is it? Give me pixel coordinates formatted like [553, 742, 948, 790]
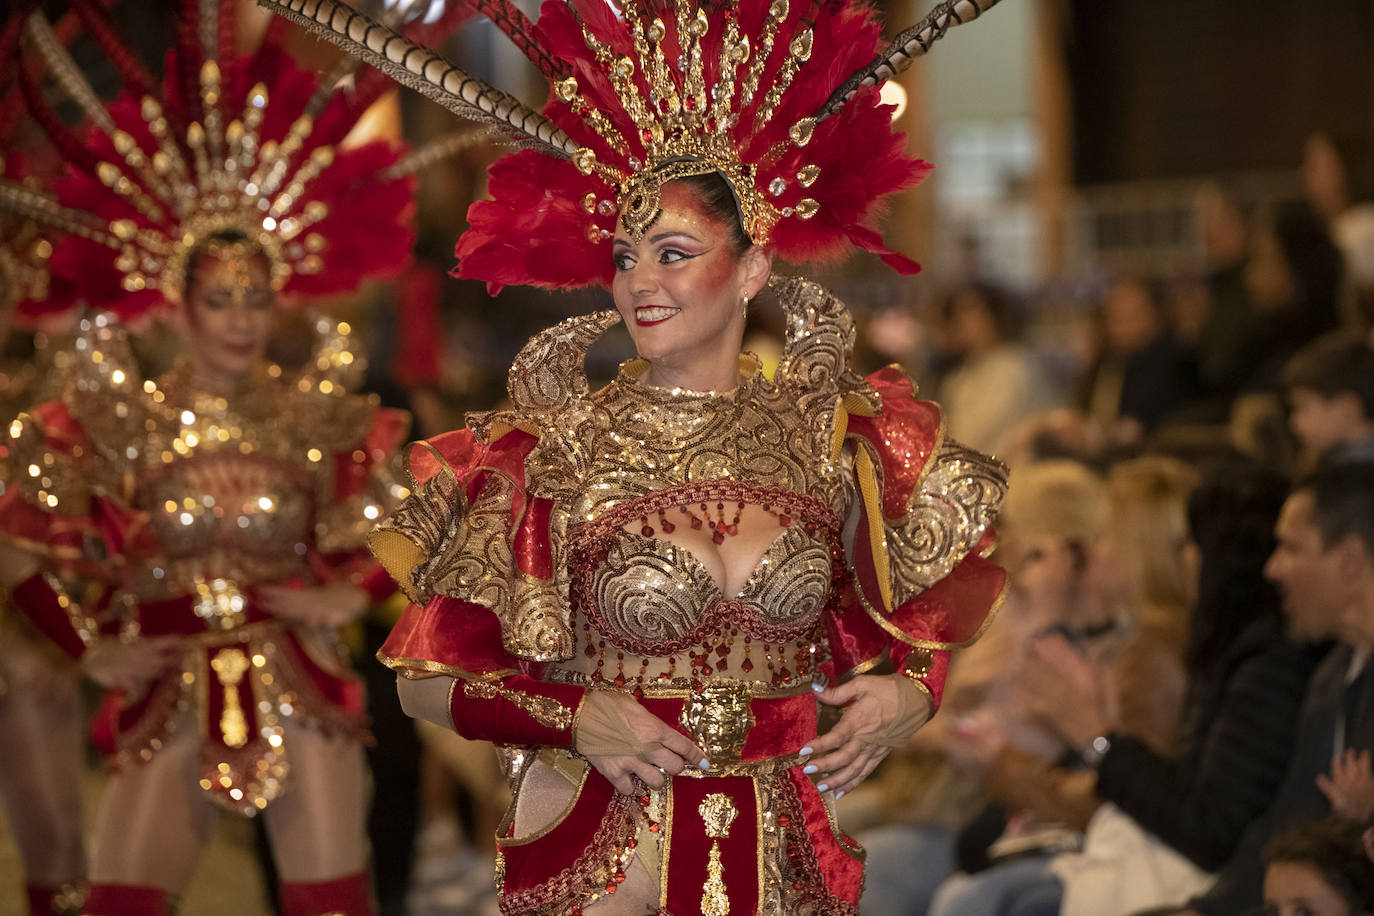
[265, 0, 1012, 912]
[0, 0, 443, 910]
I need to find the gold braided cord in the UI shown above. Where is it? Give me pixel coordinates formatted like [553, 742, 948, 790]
[256, 0, 580, 158]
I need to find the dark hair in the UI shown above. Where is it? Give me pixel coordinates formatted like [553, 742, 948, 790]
[941, 282, 1021, 341]
[184, 229, 268, 299]
[1183, 462, 1289, 675]
[668, 171, 751, 256]
[1284, 332, 1374, 419]
[1297, 462, 1374, 555]
[1263, 817, 1374, 912]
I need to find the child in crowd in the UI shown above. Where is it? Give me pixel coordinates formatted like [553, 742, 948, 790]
[1283, 334, 1374, 469]
[1262, 817, 1374, 916]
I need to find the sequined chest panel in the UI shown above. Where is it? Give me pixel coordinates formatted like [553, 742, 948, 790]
[137, 451, 316, 591]
[571, 482, 844, 657]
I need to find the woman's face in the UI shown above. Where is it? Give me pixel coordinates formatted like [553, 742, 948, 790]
[184, 248, 274, 384]
[611, 181, 770, 370]
[1264, 861, 1353, 916]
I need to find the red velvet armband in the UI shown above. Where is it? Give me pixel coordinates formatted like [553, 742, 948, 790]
[448, 674, 586, 747]
[9, 573, 90, 660]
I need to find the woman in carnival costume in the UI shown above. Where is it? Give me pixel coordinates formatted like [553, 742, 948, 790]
[0, 0, 466, 910]
[266, 0, 1010, 912]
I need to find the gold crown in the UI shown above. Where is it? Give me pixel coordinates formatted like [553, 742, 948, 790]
[100, 59, 340, 302]
[559, 0, 822, 244]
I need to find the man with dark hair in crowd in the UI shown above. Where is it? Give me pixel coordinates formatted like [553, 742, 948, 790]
[1283, 334, 1374, 469]
[1175, 463, 1374, 915]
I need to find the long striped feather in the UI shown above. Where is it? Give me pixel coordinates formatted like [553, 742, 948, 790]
[257, 0, 579, 158]
[814, 0, 1003, 122]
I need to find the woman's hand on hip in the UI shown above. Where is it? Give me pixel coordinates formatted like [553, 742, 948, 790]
[83, 635, 184, 691]
[576, 690, 708, 794]
[803, 674, 932, 797]
[257, 582, 369, 628]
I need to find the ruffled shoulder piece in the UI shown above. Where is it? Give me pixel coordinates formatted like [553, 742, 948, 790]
[771, 276, 880, 470]
[505, 308, 622, 499]
[2, 389, 139, 576]
[369, 311, 624, 663]
[843, 365, 1008, 649]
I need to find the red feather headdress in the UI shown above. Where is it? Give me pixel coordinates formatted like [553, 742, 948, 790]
[0, 0, 453, 324]
[262, 0, 1005, 294]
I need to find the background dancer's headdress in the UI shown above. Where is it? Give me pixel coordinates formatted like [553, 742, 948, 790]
[261, 0, 1004, 294]
[0, 0, 475, 323]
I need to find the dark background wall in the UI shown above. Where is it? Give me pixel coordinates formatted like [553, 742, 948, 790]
[1067, 0, 1373, 184]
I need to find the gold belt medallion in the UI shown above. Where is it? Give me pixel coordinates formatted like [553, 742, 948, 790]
[680, 681, 754, 764]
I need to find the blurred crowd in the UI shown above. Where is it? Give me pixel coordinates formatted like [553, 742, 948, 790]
[825, 131, 1374, 916]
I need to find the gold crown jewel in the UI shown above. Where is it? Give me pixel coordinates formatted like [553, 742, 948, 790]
[568, 0, 822, 244]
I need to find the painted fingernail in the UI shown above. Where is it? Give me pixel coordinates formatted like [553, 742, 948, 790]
[799, 746, 813, 756]
[811, 683, 825, 693]
[803, 764, 818, 775]
[817, 783, 829, 793]
[699, 758, 711, 770]
[836, 790, 846, 799]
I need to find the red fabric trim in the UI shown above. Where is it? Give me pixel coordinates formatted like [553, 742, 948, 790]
[84, 884, 167, 916]
[279, 870, 374, 916]
[515, 496, 555, 579]
[449, 674, 583, 747]
[499, 770, 624, 896]
[886, 553, 1006, 648]
[789, 770, 865, 906]
[823, 585, 889, 680]
[9, 573, 86, 660]
[664, 776, 760, 916]
[407, 427, 537, 492]
[844, 367, 943, 519]
[380, 595, 521, 677]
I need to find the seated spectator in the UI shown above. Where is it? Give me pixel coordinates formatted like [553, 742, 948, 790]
[1082, 278, 1197, 450]
[1283, 334, 1374, 470]
[937, 283, 1058, 458]
[927, 457, 1198, 916]
[1240, 202, 1345, 392]
[1303, 132, 1374, 335]
[1192, 182, 1258, 403]
[1176, 463, 1374, 916]
[1263, 817, 1374, 916]
[855, 460, 1109, 916]
[1017, 463, 1328, 916]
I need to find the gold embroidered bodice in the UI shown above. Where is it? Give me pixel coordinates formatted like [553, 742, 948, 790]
[6, 315, 403, 600]
[377, 276, 1008, 669]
